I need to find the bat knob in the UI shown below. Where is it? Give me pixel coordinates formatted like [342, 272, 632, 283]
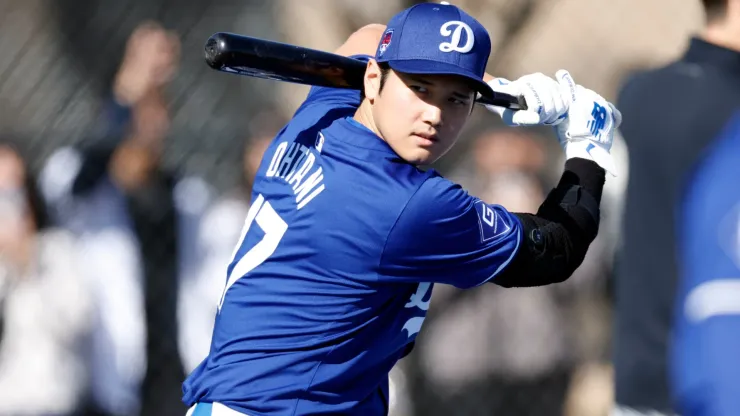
[204, 33, 228, 69]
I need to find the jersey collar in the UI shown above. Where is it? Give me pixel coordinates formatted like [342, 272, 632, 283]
[684, 37, 740, 73]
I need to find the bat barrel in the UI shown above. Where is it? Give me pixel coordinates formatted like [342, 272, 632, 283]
[202, 32, 367, 89]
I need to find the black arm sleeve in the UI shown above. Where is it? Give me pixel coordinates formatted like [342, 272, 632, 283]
[492, 158, 605, 288]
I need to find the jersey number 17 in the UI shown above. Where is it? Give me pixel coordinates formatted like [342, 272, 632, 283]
[218, 194, 288, 310]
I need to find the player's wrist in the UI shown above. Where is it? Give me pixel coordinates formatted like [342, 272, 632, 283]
[564, 140, 594, 160]
[563, 140, 616, 176]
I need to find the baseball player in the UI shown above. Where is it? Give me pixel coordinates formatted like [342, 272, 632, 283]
[183, 3, 621, 416]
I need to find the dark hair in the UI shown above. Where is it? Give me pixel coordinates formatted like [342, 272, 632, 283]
[359, 63, 476, 114]
[0, 137, 50, 231]
[360, 62, 391, 101]
[703, 0, 728, 21]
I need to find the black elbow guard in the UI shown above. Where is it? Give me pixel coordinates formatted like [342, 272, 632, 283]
[493, 158, 605, 288]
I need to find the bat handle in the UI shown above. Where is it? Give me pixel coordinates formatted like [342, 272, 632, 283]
[477, 93, 528, 111]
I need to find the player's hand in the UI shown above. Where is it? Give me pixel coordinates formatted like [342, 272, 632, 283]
[554, 70, 622, 176]
[485, 72, 569, 126]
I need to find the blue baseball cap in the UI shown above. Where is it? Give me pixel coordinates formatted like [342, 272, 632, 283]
[375, 2, 494, 100]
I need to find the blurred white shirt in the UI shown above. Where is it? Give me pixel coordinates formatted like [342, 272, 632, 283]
[39, 147, 247, 415]
[0, 229, 91, 415]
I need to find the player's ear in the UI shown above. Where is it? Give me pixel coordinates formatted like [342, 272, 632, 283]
[364, 59, 382, 103]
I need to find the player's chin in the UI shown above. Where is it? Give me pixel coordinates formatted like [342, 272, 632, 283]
[402, 147, 441, 166]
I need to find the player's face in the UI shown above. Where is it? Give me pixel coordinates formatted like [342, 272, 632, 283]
[370, 67, 475, 165]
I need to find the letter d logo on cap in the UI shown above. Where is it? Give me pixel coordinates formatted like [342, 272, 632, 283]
[439, 21, 474, 53]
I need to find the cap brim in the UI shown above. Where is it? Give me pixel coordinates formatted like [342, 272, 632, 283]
[386, 59, 495, 100]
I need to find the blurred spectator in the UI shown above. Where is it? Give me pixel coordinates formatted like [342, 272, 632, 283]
[406, 129, 613, 416]
[39, 22, 222, 416]
[0, 138, 91, 415]
[449, 128, 548, 203]
[613, 1, 740, 414]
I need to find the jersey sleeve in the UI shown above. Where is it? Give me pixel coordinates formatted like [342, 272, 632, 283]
[672, 116, 740, 416]
[378, 175, 522, 289]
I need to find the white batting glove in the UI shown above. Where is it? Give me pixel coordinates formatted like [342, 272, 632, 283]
[485, 72, 569, 126]
[554, 70, 622, 176]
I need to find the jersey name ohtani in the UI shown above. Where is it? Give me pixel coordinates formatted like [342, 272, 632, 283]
[265, 141, 325, 210]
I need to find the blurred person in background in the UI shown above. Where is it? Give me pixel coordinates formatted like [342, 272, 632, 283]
[0, 138, 91, 415]
[613, 0, 740, 414]
[39, 21, 223, 416]
[412, 129, 614, 416]
[672, 107, 740, 416]
[447, 128, 549, 199]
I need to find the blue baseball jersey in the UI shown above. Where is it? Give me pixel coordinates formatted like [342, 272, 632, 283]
[182, 55, 522, 416]
[672, 113, 740, 416]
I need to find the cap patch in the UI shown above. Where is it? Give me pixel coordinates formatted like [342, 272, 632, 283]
[379, 29, 393, 56]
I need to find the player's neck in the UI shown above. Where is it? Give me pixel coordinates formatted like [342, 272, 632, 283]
[353, 101, 383, 139]
[702, 17, 740, 53]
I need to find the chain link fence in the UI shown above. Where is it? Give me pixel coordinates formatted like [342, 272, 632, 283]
[0, 1, 706, 415]
[1, 0, 287, 192]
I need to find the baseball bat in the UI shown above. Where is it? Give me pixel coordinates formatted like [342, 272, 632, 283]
[204, 32, 526, 110]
